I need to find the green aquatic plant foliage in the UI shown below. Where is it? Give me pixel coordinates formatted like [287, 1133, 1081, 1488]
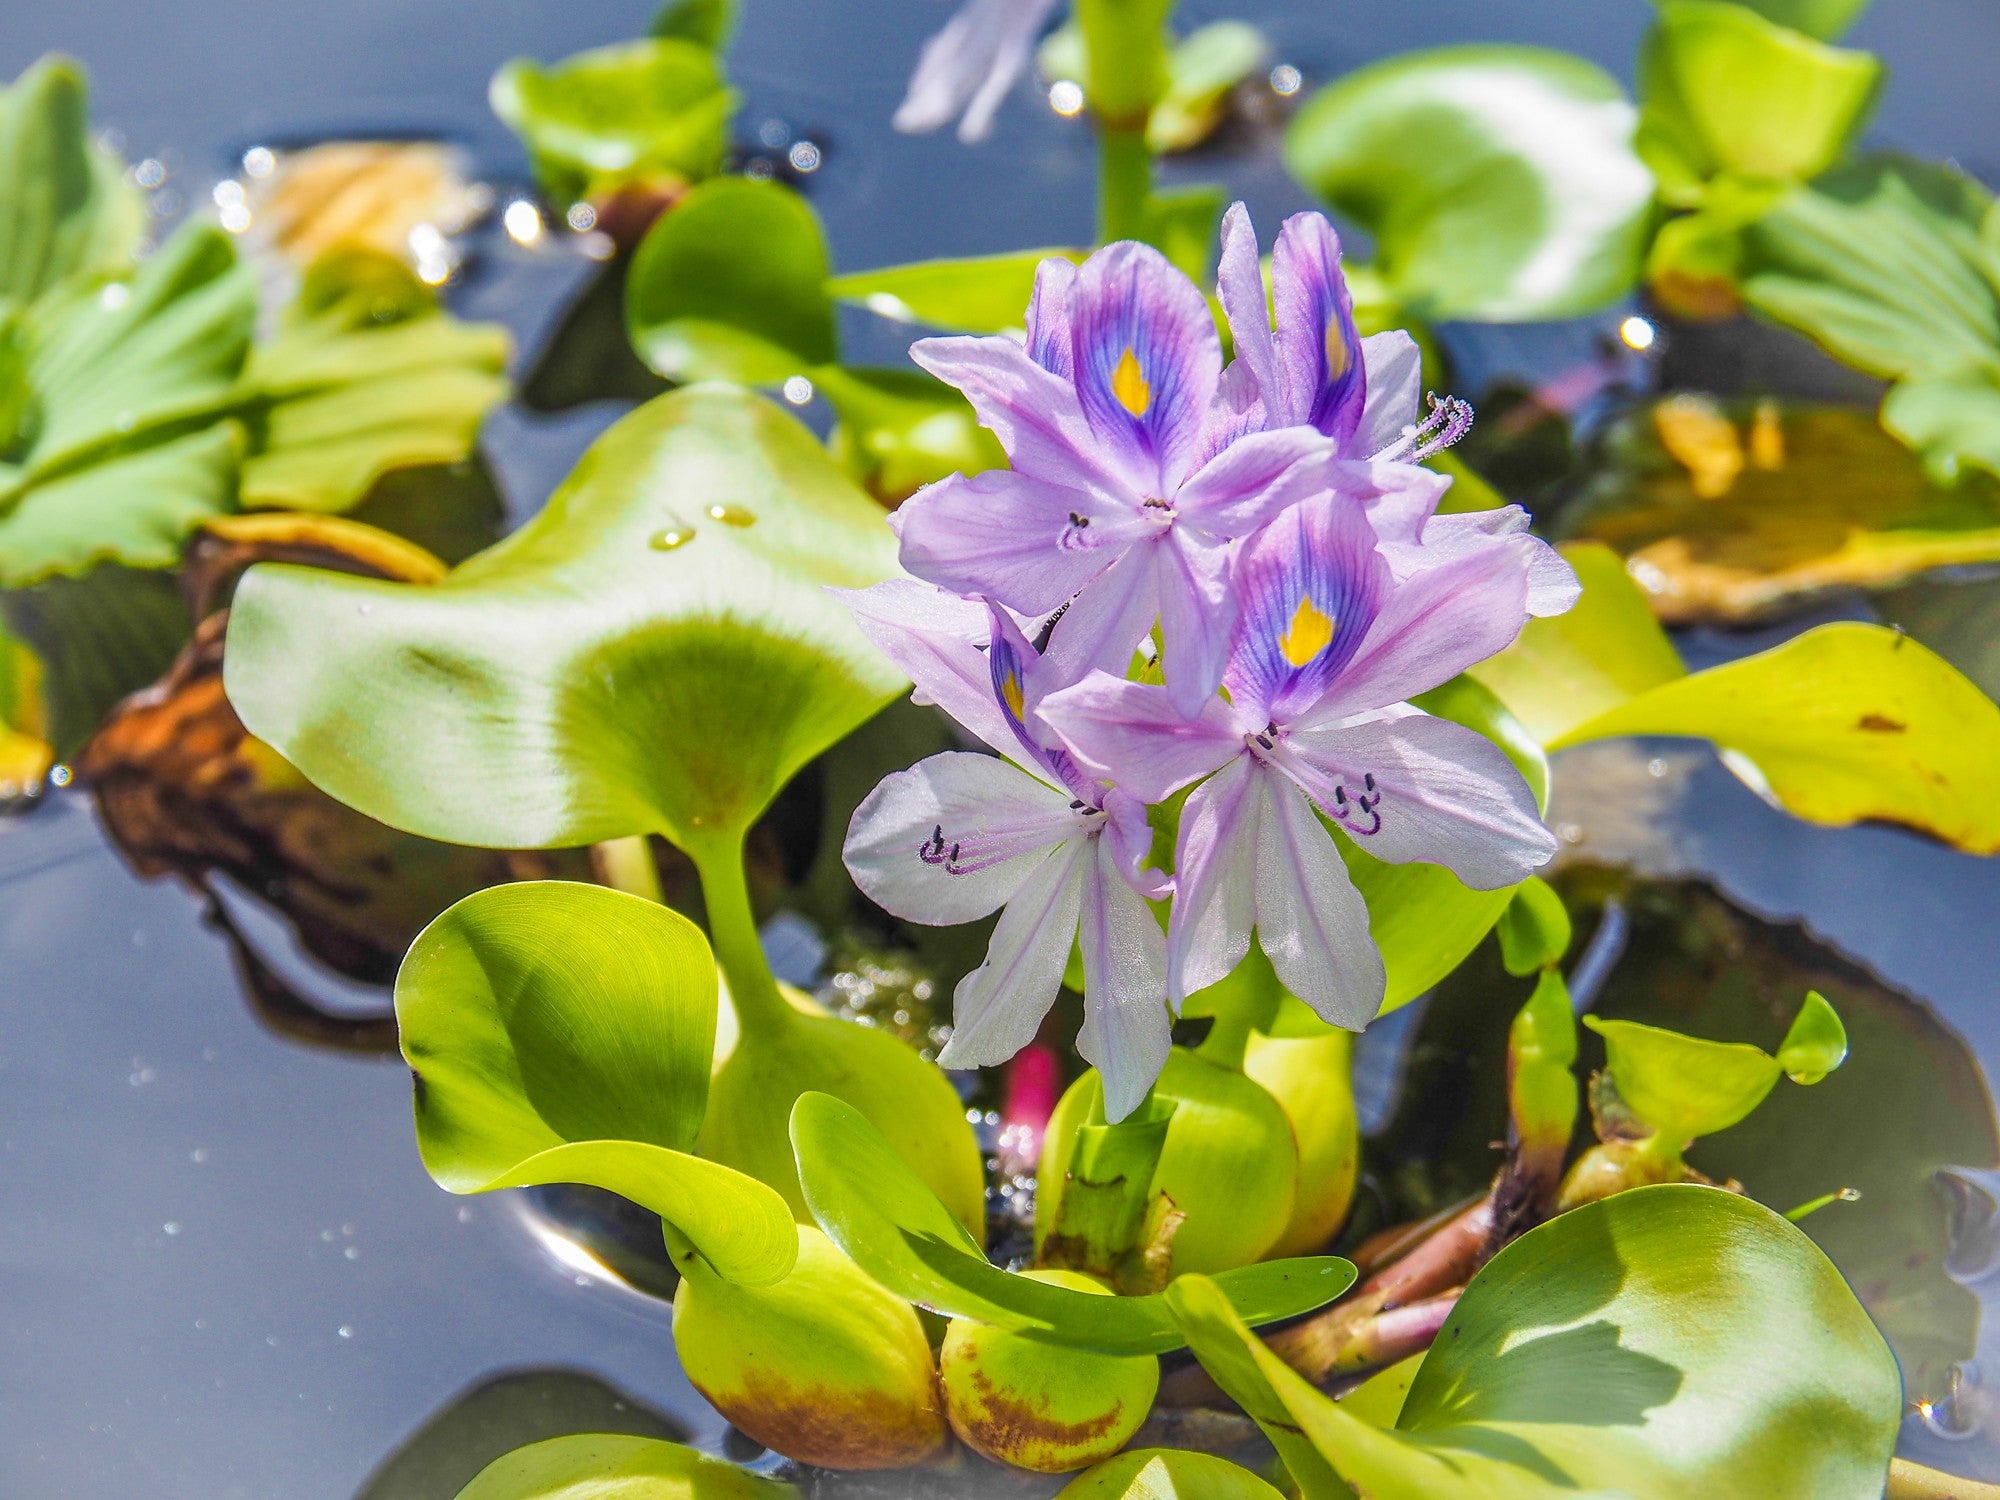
[225, 383, 904, 852]
[789, 1092, 1355, 1354]
[396, 880, 797, 1286]
[651, 0, 737, 51]
[1169, 1184, 1903, 1500]
[826, 247, 1080, 335]
[1472, 543, 2000, 853]
[1496, 876, 1571, 977]
[489, 36, 733, 208]
[1740, 155, 2000, 482]
[1284, 46, 1654, 322]
[1056, 1449, 1284, 1498]
[454, 1433, 795, 1500]
[1040, 18, 1268, 154]
[1685, 0, 1873, 40]
[0, 56, 139, 305]
[234, 247, 510, 513]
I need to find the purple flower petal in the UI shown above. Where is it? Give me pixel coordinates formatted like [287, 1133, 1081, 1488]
[1174, 423, 1334, 538]
[1166, 754, 1260, 1005]
[1102, 787, 1172, 900]
[911, 332, 1137, 495]
[1302, 528, 1534, 722]
[1254, 771, 1384, 1028]
[1157, 529, 1240, 717]
[835, 579, 1020, 761]
[938, 836, 1088, 1068]
[1225, 494, 1387, 727]
[1277, 709, 1556, 890]
[894, 467, 1137, 614]
[1395, 509, 1581, 618]
[1354, 331, 1423, 458]
[1039, 670, 1241, 803]
[1076, 835, 1173, 1121]
[1025, 256, 1077, 378]
[1271, 212, 1366, 449]
[1216, 202, 1281, 410]
[1343, 457, 1452, 547]
[845, 751, 1080, 924]
[1185, 356, 1270, 475]
[1036, 542, 1163, 685]
[985, 601, 1096, 798]
[1069, 240, 1223, 495]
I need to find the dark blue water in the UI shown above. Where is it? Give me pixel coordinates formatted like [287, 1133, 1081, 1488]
[5, 2, 2000, 1495]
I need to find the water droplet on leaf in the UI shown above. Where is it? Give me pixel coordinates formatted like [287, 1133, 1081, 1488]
[650, 527, 695, 551]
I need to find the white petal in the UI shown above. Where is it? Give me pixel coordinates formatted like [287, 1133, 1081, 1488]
[1076, 836, 1172, 1122]
[845, 752, 1077, 925]
[938, 838, 1087, 1068]
[1166, 755, 1260, 1006]
[1254, 772, 1384, 1029]
[1279, 712, 1557, 891]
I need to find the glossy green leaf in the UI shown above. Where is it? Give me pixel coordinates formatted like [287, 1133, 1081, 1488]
[1776, 990, 1848, 1083]
[1637, 1, 1880, 201]
[1560, 622, 2000, 854]
[814, 365, 1005, 504]
[790, 1092, 1353, 1354]
[1741, 155, 2000, 387]
[828, 248, 1079, 334]
[1150, 22, 1269, 153]
[1353, 675, 1551, 1012]
[1881, 375, 2000, 484]
[1698, 0, 1873, 40]
[225, 384, 905, 850]
[396, 880, 796, 1286]
[1143, 182, 1227, 284]
[1497, 876, 1571, 976]
[651, 0, 737, 50]
[1170, 1184, 1902, 1500]
[0, 223, 256, 584]
[235, 247, 509, 512]
[455, 1434, 794, 1500]
[1285, 47, 1653, 321]
[1585, 1016, 1784, 1144]
[0, 55, 140, 304]
[626, 178, 836, 384]
[1056, 1449, 1285, 1499]
[1470, 542, 1686, 746]
[489, 39, 733, 205]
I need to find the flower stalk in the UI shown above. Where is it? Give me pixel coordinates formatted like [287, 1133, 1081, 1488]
[686, 829, 793, 1038]
[1039, 1089, 1179, 1288]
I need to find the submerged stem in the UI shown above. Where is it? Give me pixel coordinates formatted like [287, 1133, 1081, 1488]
[687, 829, 792, 1039]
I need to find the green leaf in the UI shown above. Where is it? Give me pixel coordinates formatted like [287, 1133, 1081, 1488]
[1740, 155, 2000, 386]
[1681, 0, 1874, 42]
[1285, 46, 1654, 321]
[626, 178, 836, 384]
[1055, 1449, 1285, 1499]
[1880, 375, 2000, 484]
[1150, 22, 1269, 153]
[0, 222, 257, 584]
[489, 39, 733, 206]
[790, 1092, 1353, 1354]
[828, 248, 1081, 334]
[1354, 675, 1550, 1013]
[455, 1434, 794, 1500]
[1637, 1, 1880, 197]
[1143, 183, 1228, 284]
[395, 880, 796, 1286]
[0, 55, 141, 305]
[1559, 622, 2000, 854]
[224, 384, 905, 850]
[813, 365, 1006, 505]
[1470, 542, 1686, 747]
[1496, 876, 1572, 977]
[234, 247, 510, 513]
[1585, 1016, 1784, 1144]
[1170, 1184, 1901, 1500]
[0, 563, 189, 756]
[1776, 989, 1847, 1084]
[651, 0, 737, 51]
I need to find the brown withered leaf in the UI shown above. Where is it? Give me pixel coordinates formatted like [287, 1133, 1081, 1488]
[243, 141, 490, 270]
[1559, 398, 2000, 623]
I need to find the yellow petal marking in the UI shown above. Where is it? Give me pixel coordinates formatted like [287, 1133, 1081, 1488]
[1324, 316, 1350, 381]
[1279, 595, 1336, 667]
[1112, 347, 1151, 417]
[1000, 670, 1026, 721]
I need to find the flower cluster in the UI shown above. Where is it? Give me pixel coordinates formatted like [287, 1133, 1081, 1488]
[842, 204, 1576, 1118]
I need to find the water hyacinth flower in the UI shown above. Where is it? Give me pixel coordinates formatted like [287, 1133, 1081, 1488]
[838, 580, 1173, 1120]
[894, 0, 1063, 144]
[1041, 494, 1562, 1026]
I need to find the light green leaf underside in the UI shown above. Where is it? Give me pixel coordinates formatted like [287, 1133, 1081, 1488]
[1285, 45, 1653, 321]
[225, 384, 906, 850]
[394, 880, 796, 1287]
[1170, 1184, 1901, 1500]
[828, 248, 1081, 334]
[454, 1433, 795, 1500]
[791, 1092, 1353, 1354]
